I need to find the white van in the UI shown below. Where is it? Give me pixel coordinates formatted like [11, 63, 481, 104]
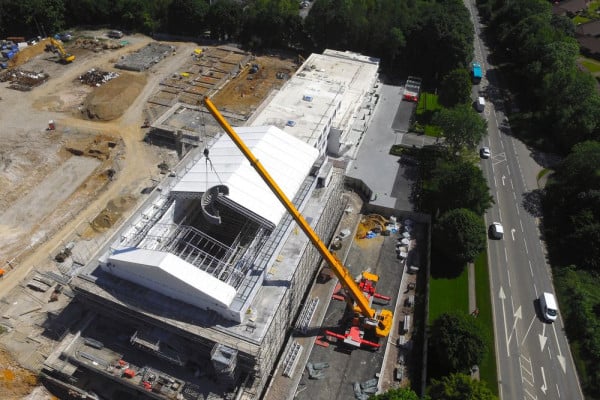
[476, 96, 486, 112]
[540, 292, 558, 322]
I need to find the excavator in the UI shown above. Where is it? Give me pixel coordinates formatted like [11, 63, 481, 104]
[203, 97, 393, 350]
[44, 37, 75, 64]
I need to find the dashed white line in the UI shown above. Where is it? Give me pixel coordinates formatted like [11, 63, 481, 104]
[507, 268, 511, 288]
[524, 239, 529, 254]
[510, 179, 514, 190]
[494, 175, 497, 186]
[520, 219, 524, 232]
[556, 384, 561, 398]
[504, 248, 509, 263]
[534, 283, 538, 298]
[529, 260, 534, 277]
[513, 192, 517, 200]
[515, 202, 520, 215]
[500, 140, 504, 149]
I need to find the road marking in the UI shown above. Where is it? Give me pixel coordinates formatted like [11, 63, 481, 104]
[529, 260, 534, 277]
[552, 322, 567, 373]
[499, 286, 510, 356]
[539, 323, 548, 352]
[502, 175, 506, 186]
[541, 367, 548, 394]
[510, 179, 514, 190]
[520, 219, 524, 232]
[504, 247, 508, 263]
[500, 139, 504, 149]
[522, 315, 537, 346]
[494, 175, 497, 186]
[498, 208, 502, 221]
[511, 228, 516, 241]
[556, 383, 561, 398]
[507, 267, 511, 288]
[524, 239, 529, 254]
[515, 202, 520, 215]
[508, 305, 522, 346]
[513, 191, 517, 200]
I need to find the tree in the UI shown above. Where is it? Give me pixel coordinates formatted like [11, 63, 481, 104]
[433, 209, 486, 266]
[207, 0, 244, 41]
[369, 387, 420, 400]
[429, 314, 489, 377]
[428, 373, 498, 400]
[439, 68, 472, 107]
[433, 105, 488, 155]
[166, 0, 209, 36]
[543, 141, 600, 271]
[420, 160, 493, 217]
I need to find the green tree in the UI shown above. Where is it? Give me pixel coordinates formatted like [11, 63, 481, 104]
[167, 0, 209, 36]
[207, 0, 244, 41]
[429, 314, 489, 376]
[369, 387, 420, 400]
[543, 141, 600, 271]
[420, 160, 493, 217]
[429, 373, 498, 400]
[439, 68, 473, 107]
[433, 209, 486, 265]
[433, 105, 488, 155]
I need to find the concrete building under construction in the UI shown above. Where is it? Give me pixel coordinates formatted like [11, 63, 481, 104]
[42, 50, 381, 400]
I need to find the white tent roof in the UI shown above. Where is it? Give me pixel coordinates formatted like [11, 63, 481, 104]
[106, 248, 236, 310]
[172, 125, 319, 227]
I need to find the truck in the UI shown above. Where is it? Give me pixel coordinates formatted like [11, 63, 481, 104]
[471, 62, 482, 84]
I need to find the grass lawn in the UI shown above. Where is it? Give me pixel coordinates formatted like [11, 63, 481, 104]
[416, 92, 444, 138]
[429, 267, 469, 323]
[579, 57, 600, 74]
[474, 251, 498, 396]
[573, 15, 592, 25]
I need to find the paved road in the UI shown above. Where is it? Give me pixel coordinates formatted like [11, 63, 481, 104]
[464, 1, 584, 400]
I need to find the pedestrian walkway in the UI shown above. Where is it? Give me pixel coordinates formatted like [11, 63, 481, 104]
[468, 262, 481, 380]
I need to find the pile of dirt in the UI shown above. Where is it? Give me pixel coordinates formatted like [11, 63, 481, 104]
[82, 72, 146, 121]
[73, 38, 123, 52]
[65, 134, 118, 161]
[7, 39, 50, 69]
[0, 347, 39, 399]
[88, 195, 137, 235]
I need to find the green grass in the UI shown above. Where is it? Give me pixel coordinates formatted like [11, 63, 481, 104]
[474, 251, 498, 396]
[579, 57, 600, 74]
[573, 15, 592, 25]
[429, 267, 469, 323]
[415, 93, 444, 138]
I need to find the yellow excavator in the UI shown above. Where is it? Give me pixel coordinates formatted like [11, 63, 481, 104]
[203, 97, 393, 349]
[45, 38, 75, 64]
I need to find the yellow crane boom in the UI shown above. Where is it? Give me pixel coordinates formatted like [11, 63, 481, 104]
[203, 97, 393, 337]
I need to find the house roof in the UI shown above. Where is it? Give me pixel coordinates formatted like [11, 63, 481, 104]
[576, 20, 600, 37]
[553, 0, 588, 14]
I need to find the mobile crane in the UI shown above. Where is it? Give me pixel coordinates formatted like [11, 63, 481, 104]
[203, 97, 393, 349]
[45, 38, 75, 64]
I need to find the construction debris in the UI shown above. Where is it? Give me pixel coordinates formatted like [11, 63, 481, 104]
[79, 68, 120, 87]
[73, 38, 124, 52]
[0, 69, 49, 91]
[115, 42, 175, 72]
[353, 377, 379, 399]
[306, 362, 329, 380]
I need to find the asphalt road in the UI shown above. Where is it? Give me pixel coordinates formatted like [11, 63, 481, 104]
[464, 1, 584, 399]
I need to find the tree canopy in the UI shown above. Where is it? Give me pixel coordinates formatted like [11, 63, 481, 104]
[428, 313, 489, 377]
[543, 141, 600, 272]
[433, 209, 486, 266]
[433, 105, 488, 155]
[439, 68, 472, 108]
[420, 159, 493, 217]
[428, 373, 498, 400]
[369, 387, 420, 400]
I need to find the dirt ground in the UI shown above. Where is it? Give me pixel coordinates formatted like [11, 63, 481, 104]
[0, 32, 299, 397]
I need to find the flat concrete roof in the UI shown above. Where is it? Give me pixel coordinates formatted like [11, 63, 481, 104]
[249, 50, 379, 149]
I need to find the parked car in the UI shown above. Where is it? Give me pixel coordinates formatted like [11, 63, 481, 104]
[56, 32, 73, 42]
[480, 146, 491, 159]
[107, 30, 124, 39]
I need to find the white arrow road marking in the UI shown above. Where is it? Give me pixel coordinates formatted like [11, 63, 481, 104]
[499, 287, 511, 356]
[502, 175, 506, 186]
[552, 322, 567, 373]
[541, 367, 548, 394]
[539, 323, 548, 352]
[511, 228, 516, 241]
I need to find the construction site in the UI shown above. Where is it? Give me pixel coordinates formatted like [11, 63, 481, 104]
[0, 31, 429, 400]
